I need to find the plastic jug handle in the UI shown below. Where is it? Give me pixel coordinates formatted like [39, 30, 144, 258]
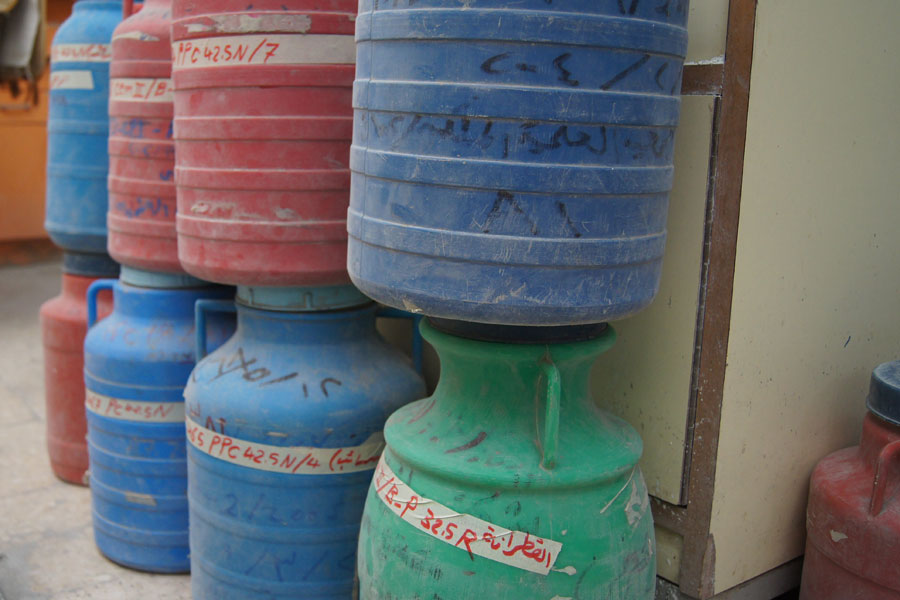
[86, 280, 115, 328]
[539, 360, 561, 470]
[195, 299, 236, 361]
[374, 307, 424, 375]
[869, 439, 900, 516]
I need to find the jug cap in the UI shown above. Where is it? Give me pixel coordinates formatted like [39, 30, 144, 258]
[236, 285, 370, 312]
[867, 359, 900, 426]
[120, 265, 207, 289]
[62, 251, 120, 278]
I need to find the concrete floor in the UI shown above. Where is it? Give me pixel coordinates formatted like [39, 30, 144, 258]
[0, 260, 190, 599]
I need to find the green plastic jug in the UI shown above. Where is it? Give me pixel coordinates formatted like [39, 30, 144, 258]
[358, 320, 655, 599]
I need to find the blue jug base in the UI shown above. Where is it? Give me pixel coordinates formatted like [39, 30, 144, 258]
[94, 534, 190, 574]
[93, 512, 190, 574]
[191, 558, 351, 600]
[45, 229, 108, 256]
[62, 251, 120, 278]
[350, 277, 650, 327]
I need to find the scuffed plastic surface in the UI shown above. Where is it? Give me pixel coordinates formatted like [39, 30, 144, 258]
[349, 0, 690, 325]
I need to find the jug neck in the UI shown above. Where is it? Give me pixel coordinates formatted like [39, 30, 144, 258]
[61, 273, 101, 303]
[236, 285, 370, 312]
[860, 412, 900, 467]
[113, 280, 229, 319]
[74, 0, 122, 11]
[120, 265, 206, 289]
[234, 303, 379, 344]
[137, 0, 169, 9]
[422, 320, 616, 408]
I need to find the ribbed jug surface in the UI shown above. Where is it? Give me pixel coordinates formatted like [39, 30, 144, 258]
[84, 278, 234, 572]
[171, 0, 358, 286]
[107, 0, 180, 272]
[184, 303, 425, 598]
[46, 0, 122, 253]
[348, 0, 690, 325]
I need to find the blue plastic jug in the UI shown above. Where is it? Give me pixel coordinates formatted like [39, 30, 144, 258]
[184, 287, 425, 599]
[46, 0, 121, 254]
[349, 0, 690, 325]
[84, 267, 234, 573]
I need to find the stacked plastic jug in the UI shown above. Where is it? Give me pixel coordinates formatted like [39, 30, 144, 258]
[169, 1, 425, 597]
[41, 0, 122, 485]
[348, 2, 690, 599]
[75, 0, 235, 574]
[800, 360, 900, 600]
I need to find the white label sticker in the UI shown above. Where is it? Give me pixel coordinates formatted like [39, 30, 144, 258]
[85, 390, 185, 423]
[171, 34, 356, 69]
[112, 30, 161, 42]
[50, 70, 94, 90]
[373, 457, 563, 575]
[51, 43, 112, 63]
[111, 78, 174, 102]
[185, 416, 384, 475]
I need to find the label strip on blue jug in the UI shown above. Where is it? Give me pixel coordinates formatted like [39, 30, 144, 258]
[51, 44, 112, 62]
[85, 390, 185, 423]
[185, 415, 384, 475]
[373, 457, 563, 575]
[50, 70, 94, 90]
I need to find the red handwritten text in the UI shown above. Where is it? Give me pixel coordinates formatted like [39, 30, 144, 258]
[51, 43, 112, 63]
[372, 457, 562, 575]
[111, 78, 173, 102]
[185, 416, 384, 476]
[85, 390, 184, 423]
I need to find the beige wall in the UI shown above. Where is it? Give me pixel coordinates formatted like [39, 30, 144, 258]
[709, 0, 900, 593]
[592, 1, 728, 581]
[593, 0, 728, 508]
[686, 0, 729, 64]
[593, 94, 714, 505]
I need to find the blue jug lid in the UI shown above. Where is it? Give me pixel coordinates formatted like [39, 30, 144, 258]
[119, 266, 208, 289]
[867, 360, 900, 426]
[62, 252, 120, 278]
[236, 285, 370, 312]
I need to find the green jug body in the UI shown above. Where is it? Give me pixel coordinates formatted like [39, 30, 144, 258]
[358, 321, 656, 599]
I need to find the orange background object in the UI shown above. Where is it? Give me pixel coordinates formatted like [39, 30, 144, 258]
[0, 0, 76, 241]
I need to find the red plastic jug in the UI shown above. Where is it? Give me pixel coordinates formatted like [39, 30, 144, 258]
[800, 360, 900, 600]
[171, 0, 357, 286]
[40, 273, 113, 484]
